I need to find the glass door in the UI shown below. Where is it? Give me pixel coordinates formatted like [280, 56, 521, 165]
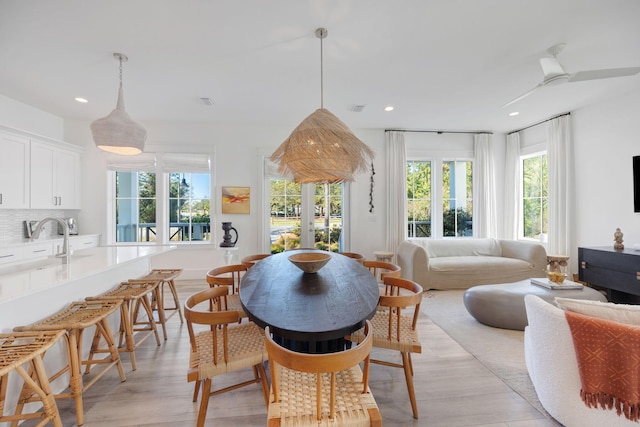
[268, 179, 345, 253]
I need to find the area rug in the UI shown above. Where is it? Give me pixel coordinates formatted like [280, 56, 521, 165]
[421, 289, 560, 425]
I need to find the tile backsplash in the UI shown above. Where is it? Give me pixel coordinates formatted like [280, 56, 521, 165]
[0, 209, 77, 243]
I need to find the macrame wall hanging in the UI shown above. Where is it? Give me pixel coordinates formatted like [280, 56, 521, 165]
[369, 162, 375, 213]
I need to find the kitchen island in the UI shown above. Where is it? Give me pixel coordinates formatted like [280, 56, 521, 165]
[0, 244, 175, 423]
[0, 245, 175, 331]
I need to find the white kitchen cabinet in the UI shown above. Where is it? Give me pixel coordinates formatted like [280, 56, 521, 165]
[22, 241, 54, 260]
[30, 140, 82, 209]
[0, 246, 23, 266]
[69, 234, 100, 252]
[0, 131, 30, 209]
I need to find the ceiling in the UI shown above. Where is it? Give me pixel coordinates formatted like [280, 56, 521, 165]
[1, 0, 639, 135]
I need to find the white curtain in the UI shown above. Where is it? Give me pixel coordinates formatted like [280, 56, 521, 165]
[473, 133, 496, 238]
[503, 132, 521, 239]
[547, 115, 573, 257]
[386, 131, 406, 258]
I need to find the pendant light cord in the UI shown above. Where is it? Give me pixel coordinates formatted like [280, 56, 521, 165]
[320, 31, 324, 109]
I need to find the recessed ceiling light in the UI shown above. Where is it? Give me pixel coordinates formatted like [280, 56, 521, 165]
[384, 106, 394, 112]
[75, 97, 88, 103]
[509, 111, 519, 116]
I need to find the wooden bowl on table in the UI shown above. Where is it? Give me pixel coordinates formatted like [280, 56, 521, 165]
[288, 252, 331, 273]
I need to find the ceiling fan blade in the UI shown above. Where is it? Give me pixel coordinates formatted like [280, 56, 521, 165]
[539, 57, 566, 78]
[569, 67, 640, 82]
[502, 83, 543, 108]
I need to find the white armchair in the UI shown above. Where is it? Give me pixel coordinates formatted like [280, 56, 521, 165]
[524, 295, 638, 427]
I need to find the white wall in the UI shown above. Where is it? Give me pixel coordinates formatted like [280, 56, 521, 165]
[572, 89, 640, 270]
[63, 119, 386, 280]
[0, 94, 64, 141]
[3, 89, 640, 281]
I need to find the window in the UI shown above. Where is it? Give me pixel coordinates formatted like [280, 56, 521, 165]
[407, 161, 432, 237]
[115, 171, 156, 242]
[521, 152, 548, 240]
[168, 173, 211, 242]
[406, 159, 473, 238]
[442, 160, 473, 237]
[108, 153, 211, 245]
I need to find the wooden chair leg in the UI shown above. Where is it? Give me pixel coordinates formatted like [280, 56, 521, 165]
[197, 378, 212, 427]
[192, 380, 201, 402]
[402, 352, 418, 419]
[257, 363, 269, 407]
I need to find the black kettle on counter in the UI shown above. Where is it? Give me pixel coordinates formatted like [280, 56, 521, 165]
[220, 222, 238, 247]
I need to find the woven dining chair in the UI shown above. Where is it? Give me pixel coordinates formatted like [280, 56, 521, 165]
[347, 276, 423, 419]
[206, 263, 248, 318]
[338, 251, 365, 264]
[185, 286, 269, 427]
[265, 320, 381, 426]
[363, 260, 402, 297]
[241, 253, 271, 268]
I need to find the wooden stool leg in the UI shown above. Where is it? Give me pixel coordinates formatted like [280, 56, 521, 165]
[167, 279, 184, 323]
[97, 318, 126, 382]
[154, 286, 168, 340]
[67, 331, 85, 426]
[118, 301, 137, 371]
[29, 355, 63, 427]
[135, 294, 161, 346]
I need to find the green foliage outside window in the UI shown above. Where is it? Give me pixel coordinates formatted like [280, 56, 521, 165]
[522, 154, 548, 239]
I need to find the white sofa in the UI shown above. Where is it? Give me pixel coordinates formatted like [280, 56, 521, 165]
[396, 238, 547, 290]
[524, 294, 638, 427]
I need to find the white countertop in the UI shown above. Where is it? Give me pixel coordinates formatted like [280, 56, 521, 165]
[0, 233, 100, 248]
[0, 245, 175, 305]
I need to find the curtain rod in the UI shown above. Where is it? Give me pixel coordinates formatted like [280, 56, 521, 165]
[384, 129, 493, 135]
[507, 112, 571, 135]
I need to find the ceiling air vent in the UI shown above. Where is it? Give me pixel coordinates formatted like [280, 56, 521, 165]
[350, 104, 366, 112]
[200, 97, 214, 107]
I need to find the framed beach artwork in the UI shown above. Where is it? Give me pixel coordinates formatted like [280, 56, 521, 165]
[221, 186, 250, 214]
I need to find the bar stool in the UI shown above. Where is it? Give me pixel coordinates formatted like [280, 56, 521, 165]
[13, 300, 126, 426]
[140, 268, 184, 331]
[0, 330, 65, 427]
[86, 280, 162, 371]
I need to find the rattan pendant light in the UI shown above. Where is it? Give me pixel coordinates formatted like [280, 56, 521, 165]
[270, 28, 374, 183]
[90, 53, 147, 155]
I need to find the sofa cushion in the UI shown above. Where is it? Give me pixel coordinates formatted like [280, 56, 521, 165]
[430, 256, 529, 272]
[555, 297, 640, 326]
[409, 238, 502, 258]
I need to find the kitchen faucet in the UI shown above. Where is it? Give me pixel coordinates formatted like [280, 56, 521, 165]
[31, 217, 70, 264]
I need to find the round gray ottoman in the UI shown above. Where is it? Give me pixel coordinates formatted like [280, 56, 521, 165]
[463, 279, 608, 330]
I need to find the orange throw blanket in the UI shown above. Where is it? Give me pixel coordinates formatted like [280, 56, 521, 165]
[565, 310, 640, 421]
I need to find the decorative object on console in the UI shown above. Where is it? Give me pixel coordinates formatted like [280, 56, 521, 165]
[614, 227, 625, 249]
[90, 52, 147, 155]
[269, 28, 374, 183]
[546, 254, 569, 283]
[219, 222, 238, 248]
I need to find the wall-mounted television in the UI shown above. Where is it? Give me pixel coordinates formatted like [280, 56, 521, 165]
[635, 156, 640, 213]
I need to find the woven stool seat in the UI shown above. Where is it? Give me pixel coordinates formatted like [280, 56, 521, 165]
[0, 330, 65, 427]
[140, 268, 184, 333]
[86, 280, 161, 371]
[14, 300, 126, 426]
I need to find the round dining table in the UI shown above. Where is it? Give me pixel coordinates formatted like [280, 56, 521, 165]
[239, 250, 380, 353]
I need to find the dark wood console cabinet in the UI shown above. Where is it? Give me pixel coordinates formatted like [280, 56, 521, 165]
[579, 246, 640, 303]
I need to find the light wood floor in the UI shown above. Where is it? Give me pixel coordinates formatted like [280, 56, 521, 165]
[21, 283, 558, 427]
